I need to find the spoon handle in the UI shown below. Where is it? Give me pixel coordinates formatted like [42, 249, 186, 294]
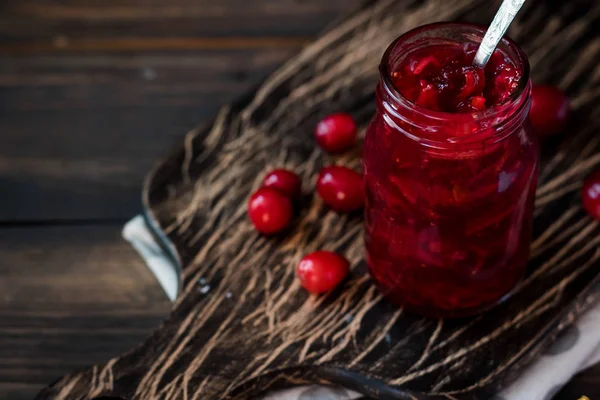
[473, 0, 526, 68]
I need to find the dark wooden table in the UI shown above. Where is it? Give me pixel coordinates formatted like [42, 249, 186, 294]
[0, 1, 597, 399]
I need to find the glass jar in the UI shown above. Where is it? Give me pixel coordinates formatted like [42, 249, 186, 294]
[363, 23, 539, 317]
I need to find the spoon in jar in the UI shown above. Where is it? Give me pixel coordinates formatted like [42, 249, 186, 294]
[472, 0, 527, 68]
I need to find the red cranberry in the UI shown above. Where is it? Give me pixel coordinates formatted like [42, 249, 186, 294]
[470, 95, 486, 111]
[262, 169, 301, 198]
[529, 85, 570, 136]
[247, 187, 292, 234]
[411, 55, 440, 75]
[297, 251, 350, 294]
[316, 166, 364, 212]
[416, 80, 439, 110]
[582, 170, 600, 219]
[315, 113, 357, 153]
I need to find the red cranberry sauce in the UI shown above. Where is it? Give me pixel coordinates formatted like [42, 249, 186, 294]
[392, 44, 521, 113]
[363, 25, 538, 317]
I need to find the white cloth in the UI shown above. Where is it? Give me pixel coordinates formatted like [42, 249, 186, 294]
[123, 215, 600, 400]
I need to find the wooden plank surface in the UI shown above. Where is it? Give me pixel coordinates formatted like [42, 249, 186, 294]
[0, 0, 357, 221]
[0, 0, 350, 41]
[0, 0, 598, 399]
[0, 49, 297, 221]
[0, 225, 171, 400]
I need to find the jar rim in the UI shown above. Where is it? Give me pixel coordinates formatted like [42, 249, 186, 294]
[380, 22, 531, 125]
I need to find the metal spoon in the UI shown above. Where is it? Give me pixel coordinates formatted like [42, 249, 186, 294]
[473, 0, 527, 68]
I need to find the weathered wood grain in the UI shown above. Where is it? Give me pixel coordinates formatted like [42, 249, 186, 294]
[0, 50, 296, 110]
[0, 106, 194, 221]
[34, 0, 600, 399]
[0, 0, 358, 222]
[0, 0, 357, 42]
[0, 225, 170, 400]
[0, 49, 297, 221]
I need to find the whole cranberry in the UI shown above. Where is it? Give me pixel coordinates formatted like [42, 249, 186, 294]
[582, 170, 600, 219]
[315, 113, 357, 153]
[247, 187, 293, 234]
[316, 166, 364, 212]
[262, 169, 302, 198]
[297, 251, 350, 294]
[529, 85, 570, 136]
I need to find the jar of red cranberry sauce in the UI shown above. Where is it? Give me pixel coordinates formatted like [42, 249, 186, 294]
[363, 23, 539, 317]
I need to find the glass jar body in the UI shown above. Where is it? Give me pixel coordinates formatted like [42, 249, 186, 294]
[363, 24, 539, 317]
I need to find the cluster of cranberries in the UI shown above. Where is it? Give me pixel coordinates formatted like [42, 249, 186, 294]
[247, 112, 360, 293]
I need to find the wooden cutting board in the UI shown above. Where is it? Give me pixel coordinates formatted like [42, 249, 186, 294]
[36, 0, 600, 399]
